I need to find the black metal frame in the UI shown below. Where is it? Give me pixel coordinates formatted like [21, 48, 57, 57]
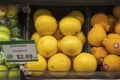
[1, 0, 120, 5]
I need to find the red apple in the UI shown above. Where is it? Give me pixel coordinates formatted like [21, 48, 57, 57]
[0, 4, 6, 19]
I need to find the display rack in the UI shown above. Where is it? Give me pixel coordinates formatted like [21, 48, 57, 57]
[1, 0, 120, 5]
[0, 1, 120, 80]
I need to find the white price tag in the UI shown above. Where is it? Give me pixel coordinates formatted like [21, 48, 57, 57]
[1, 40, 38, 62]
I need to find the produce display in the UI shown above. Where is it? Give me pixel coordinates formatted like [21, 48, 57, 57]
[24, 5, 120, 79]
[88, 5, 120, 77]
[25, 8, 89, 78]
[0, 4, 120, 79]
[0, 4, 22, 80]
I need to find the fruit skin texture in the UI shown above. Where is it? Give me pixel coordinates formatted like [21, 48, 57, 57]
[48, 53, 71, 77]
[73, 52, 97, 72]
[76, 31, 86, 46]
[59, 16, 81, 35]
[102, 38, 120, 56]
[0, 65, 8, 79]
[91, 47, 109, 65]
[33, 9, 52, 21]
[31, 32, 41, 43]
[25, 54, 47, 77]
[107, 33, 120, 39]
[67, 10, 85, 25]
[35, 15, 57, 36]
[103, 55, 120, 71]
[5, 62, 18, 68]
[0, 25, 10, 35]
[0, 4, 6, 19]
[6, 4, 18, 18]
[0, 52, 5, 65]
[114, 21, 120, 35]
[91, 13, 109, 32]
[88, 24, 107, 46]
[36, 36, 57, 58]
[8, 68, 20, 80]
[113, 5, 120, 19]
[0, 31, 10, 41]
[60, 35, 83, 56]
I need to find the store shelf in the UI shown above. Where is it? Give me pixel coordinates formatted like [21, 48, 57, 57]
[1, 0, 120, 5]
[25, 71, 120, 79]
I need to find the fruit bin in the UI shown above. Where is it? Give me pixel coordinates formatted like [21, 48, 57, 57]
[22, 5, 120, 80]
[0, 3, 120, 80]
[0, 4, 31, 80]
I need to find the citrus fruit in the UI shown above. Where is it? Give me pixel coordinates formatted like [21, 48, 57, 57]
[35, 15, 57, 36]
[114, 21, 120, 35]
[76, 31, 86, 46]
[31, 32, 41, 43]
[36, 36, 57, 58]
[33, 9, 52, 21]
[73, 52, 97, 72]
[91, 47, 109, 65]
[91, 13, 109, 32]
[0, 25, 10, 35]
[25, 54, 47, 77]
[113, 5, 120, 19]
[103, 54, 120, 71]
[48, 53, 71, 77]
[68, 10, 85, 25]
[102, 38, 120, 55]
[59, 16, 82, 35]
[0, 31, 10, 42]
[60, 35, 83, 56]
[87, 24, 107, 46]
[107, 33, 120, 39]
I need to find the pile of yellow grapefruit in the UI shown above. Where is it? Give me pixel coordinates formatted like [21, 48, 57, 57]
[25, 9, 98, 78]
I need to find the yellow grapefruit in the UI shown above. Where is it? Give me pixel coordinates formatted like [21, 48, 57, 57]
[48, 53, 71, 77]
[35, 15, 57, 36]
[76, 31, 86, 46]
[33, 9, 52, 21]
[113, 5, 120, 19]
[31, 32, 41, 43]
[60, 35, 83, 56]
[73, 52, 97, 71]
[59, 16, 82, 35]
[68, 10, 85, 25]
[25, 54, 47, 77]
[36, 36, 57, 58]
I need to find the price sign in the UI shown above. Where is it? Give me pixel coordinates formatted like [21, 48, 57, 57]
[1, 40, 38, 62]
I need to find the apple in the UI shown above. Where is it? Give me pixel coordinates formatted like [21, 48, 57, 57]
[5, 61, 18, 68]
[0, 65, 8, 80]
[0, 4, 6, 19]
[9, 68, 21, 80]
[0, 52, 5, 65]
[6, 4, 18, 18]
[0, 24, 11, 35]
